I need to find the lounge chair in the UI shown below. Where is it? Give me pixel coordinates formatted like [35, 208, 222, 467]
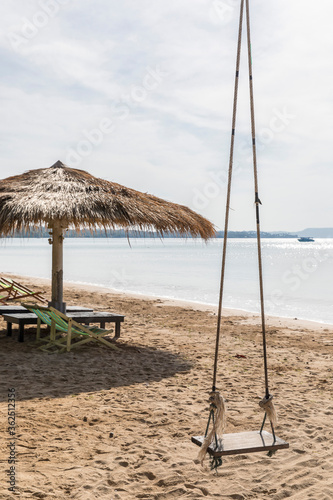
[0, 277, 47, 304]
[22, 303, 119, 353]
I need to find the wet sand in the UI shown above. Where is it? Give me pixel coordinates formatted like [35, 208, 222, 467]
[0, 274, 332, 499]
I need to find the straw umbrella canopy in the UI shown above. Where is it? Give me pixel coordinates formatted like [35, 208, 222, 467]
[0, 161, 215, 312]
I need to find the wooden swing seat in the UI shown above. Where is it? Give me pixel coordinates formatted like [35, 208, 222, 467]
[192, 430, 289, 457]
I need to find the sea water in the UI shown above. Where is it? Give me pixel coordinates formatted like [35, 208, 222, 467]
[1, 238, 333, 325]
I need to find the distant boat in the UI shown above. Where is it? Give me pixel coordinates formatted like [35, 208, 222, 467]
[298, 237, 315, 242]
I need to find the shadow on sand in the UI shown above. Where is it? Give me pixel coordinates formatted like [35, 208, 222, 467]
[0, 328, 192, 402]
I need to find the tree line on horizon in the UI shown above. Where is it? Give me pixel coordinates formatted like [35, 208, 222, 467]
[4, 228, 300, 239]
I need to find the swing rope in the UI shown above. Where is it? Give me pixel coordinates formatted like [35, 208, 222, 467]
[193, 0, 289, 466]
[208, 0, 277, 456]
[198, 0, 246, 464]
[212, 0, 245, 394]
[245, 0, 270, 401]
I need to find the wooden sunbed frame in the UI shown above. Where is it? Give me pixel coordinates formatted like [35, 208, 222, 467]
[22, 303, 119, 353]
[0, 277, 47, 304]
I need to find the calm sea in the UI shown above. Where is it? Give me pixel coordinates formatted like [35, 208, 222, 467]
[1, 238, 333, 325]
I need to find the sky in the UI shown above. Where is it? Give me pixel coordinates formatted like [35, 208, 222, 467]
[0, 0, 332, 232]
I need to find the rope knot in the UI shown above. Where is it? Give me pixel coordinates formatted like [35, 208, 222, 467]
[198, 391, 227, 465]
[259, 394, 277, 428]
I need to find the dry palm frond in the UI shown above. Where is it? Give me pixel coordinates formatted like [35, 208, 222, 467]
[0, 161, 215, 239]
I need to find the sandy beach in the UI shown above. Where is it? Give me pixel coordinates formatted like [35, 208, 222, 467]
[0, 274, 332, 499]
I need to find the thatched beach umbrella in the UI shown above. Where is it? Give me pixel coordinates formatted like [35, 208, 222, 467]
[0, 161, 215, 312]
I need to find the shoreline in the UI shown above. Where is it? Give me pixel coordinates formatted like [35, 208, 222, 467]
[2, 271, 332, 333]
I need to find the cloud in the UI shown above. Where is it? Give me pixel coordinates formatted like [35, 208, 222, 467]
[0, 0, 333, 231]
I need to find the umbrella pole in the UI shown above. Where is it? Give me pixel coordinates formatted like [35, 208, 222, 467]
[48, 222, 66, 313]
